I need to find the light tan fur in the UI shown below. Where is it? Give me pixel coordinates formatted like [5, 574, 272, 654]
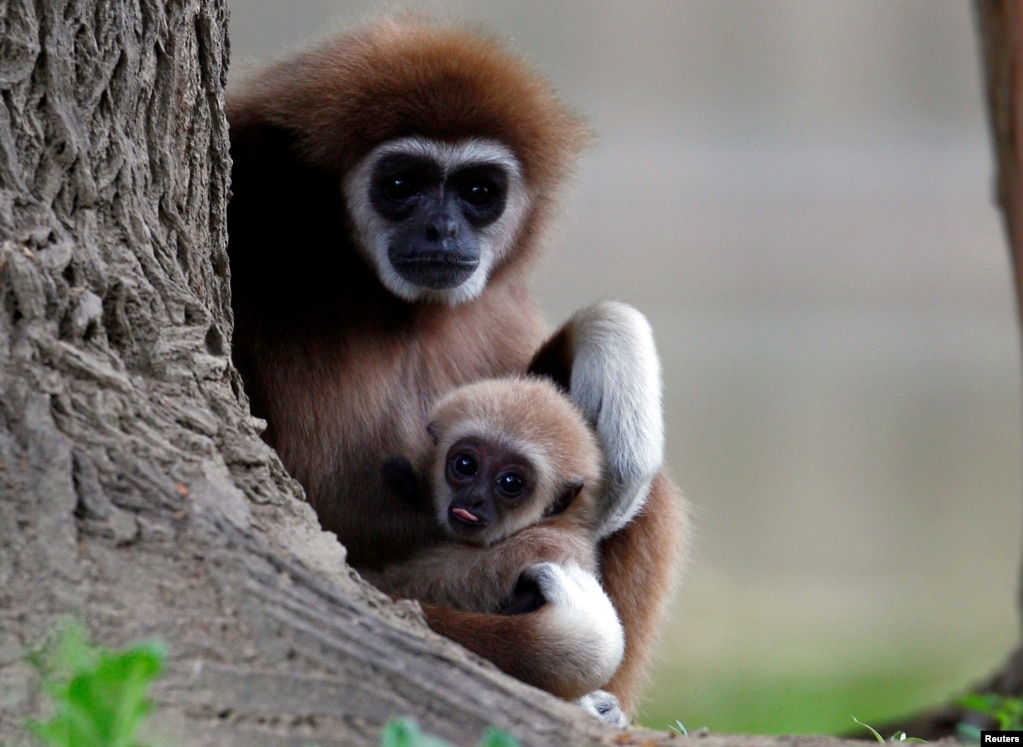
[367, 377, 603, 612]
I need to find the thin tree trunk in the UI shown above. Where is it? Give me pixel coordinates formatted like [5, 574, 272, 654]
[874, 3, 1023, 738]
[978, 0, 1023, 278]
[975, 0, 1023, 696]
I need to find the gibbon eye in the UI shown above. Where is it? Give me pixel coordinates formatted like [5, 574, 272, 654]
[451, 453, 478, 478]
[462, 182, 496, 208]
[383, 176, 417, 202]
[495, 470, 526, 498]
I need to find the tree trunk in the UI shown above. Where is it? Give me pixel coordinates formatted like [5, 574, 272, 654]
[974, 0, 1023, 695]
[0, 2, 912, 746]
[874, 2, 1023, 739]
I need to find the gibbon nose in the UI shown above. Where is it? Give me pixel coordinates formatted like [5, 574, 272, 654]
[462, 488, 488, 509]
[425, 216, 458, 242]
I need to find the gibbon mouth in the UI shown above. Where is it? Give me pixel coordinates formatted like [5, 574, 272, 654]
[449, 506, 486, 529]
[391, 251, 479, 289]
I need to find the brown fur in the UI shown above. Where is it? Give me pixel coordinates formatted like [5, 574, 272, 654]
[600, 473, 686, 713]
[424, 598, 609, 701]
[226, 16, 684, 715]
[228, 15, 591, 237]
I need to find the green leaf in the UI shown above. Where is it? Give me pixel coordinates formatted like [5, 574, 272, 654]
[478, 727, 520, 747]
[853, 716, 885, 743]
[27, 625, 166, 747]
[380, 718, 454, 747]
[380, 718, 520, 747]
[958, 693, 1023, 731]
[957, 723, 982, 743]
[959, 693, 997, 712]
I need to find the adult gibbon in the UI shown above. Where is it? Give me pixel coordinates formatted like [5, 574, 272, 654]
[227, 16, 687, 720]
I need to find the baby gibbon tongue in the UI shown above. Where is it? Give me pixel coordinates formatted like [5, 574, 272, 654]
[452, 507, 480, 523]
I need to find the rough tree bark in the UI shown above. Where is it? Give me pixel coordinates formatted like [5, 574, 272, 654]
[0, 2, 938, 747]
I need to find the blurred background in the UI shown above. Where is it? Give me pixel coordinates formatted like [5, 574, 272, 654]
[227, 1, 1020, 735]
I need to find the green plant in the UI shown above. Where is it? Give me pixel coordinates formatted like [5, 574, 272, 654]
[380, 718, 520, 747]
[852, 716, 924, 743]
[957, 693, 1023, 742]
[668, 719, 689, 736]
[27, 620, 166, 747]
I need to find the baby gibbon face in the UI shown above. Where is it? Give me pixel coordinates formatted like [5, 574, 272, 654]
[436, 434, 582, 546]
[426, 377, 603, 547]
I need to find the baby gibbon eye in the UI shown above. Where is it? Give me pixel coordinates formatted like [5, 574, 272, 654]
[450, 452, 478, 478]
[495, 470, 526, 499]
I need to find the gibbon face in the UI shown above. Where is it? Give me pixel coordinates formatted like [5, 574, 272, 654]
[437, 434, 545, 545]
[438, 433, 588, 548]
[344, 137, 531, 304]
[228, 18, 590, 306]
[426, 377, 603, 547]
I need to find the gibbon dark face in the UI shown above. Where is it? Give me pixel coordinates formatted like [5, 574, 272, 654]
[370, 153, 508, 290]
[441, 435, 537, 544]
[345, 137, 530, 304]
[424, 378, 599, 548]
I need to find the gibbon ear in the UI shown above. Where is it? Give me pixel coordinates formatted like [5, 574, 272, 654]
[426, 421, 440, 446]
[545, 479, 585, 517]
